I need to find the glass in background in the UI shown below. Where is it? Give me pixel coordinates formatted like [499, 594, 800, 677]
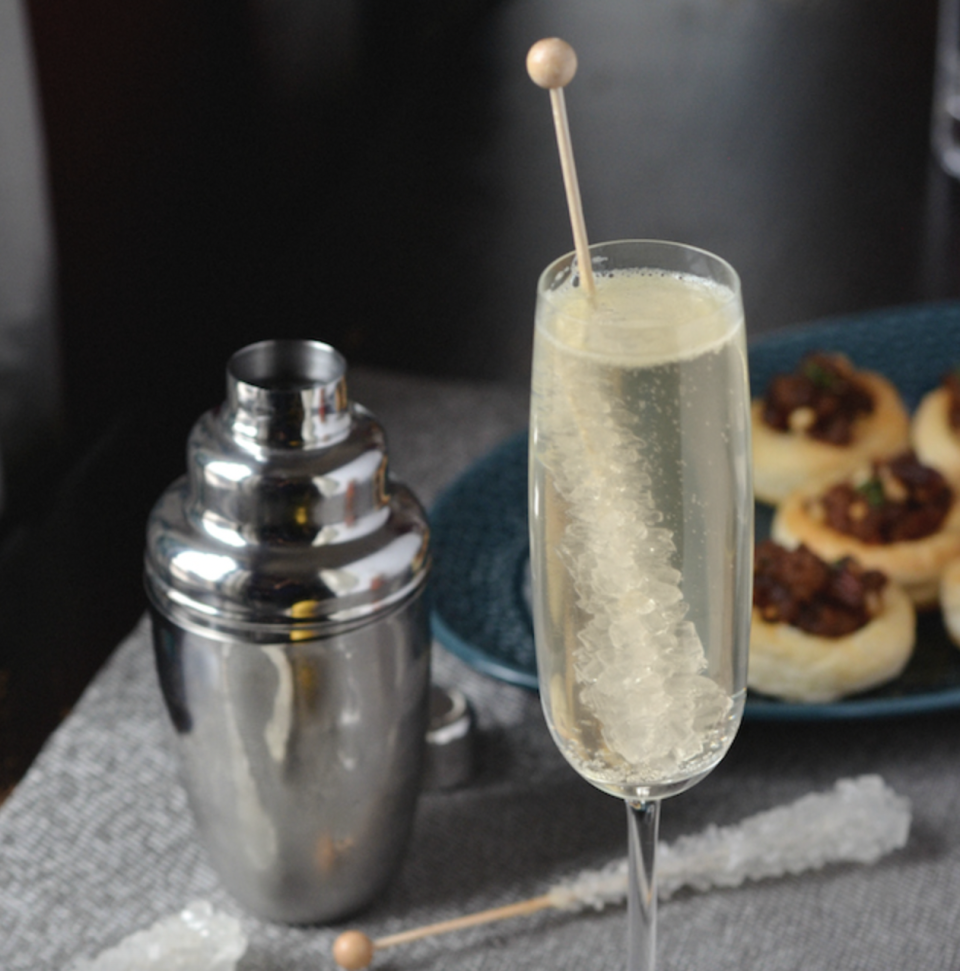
[933, 0, 960, 178]
[0, 0, 62, 516]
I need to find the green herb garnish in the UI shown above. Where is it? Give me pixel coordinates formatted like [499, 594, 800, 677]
[856, 478, 885, 508]
[802, 360, 836, 389]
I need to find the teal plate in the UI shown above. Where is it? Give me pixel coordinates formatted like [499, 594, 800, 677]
[429, 302, 960, 720]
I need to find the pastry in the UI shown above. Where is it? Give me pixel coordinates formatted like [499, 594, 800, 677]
[772, 450, 960, 608]
[752, 352, 910, 505]
[912, 369, 960, 486]
[749, 540, 915, 703]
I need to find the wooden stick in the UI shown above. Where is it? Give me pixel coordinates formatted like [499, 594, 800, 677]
[526, 38, 595, 295]
[332, 895, 555, 970]
[376, 893, 554, 948]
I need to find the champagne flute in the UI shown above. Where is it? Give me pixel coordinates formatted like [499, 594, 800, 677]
[528, 239, 753, 971]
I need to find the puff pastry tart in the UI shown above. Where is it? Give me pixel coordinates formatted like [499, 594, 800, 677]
[749, 540, 915, 703]
[752, 352, 910, 505]
[912, 369, 960, 487]
[772, 451, 960, 608]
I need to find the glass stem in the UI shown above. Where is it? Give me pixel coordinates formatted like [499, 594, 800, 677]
[626, 798, 661, 971]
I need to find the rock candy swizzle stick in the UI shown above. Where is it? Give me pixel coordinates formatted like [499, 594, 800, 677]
[331, 776, 910, 969]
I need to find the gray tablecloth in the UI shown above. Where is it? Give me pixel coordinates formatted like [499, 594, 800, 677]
[3, 369, 960, 971]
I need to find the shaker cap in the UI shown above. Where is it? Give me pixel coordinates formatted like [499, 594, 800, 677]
[145, 340, 430, 637]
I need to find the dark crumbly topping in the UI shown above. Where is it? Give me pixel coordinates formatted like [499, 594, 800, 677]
[816, 450, 953, 544]
[753, 540, 887, 637]
[761, 352, 874, 445]
[943, 368, 960, 431]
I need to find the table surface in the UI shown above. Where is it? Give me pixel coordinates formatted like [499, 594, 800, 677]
[4, 370, 960, 971]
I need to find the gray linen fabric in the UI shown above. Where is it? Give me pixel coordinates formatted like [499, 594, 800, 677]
[2, 370, 960, 970]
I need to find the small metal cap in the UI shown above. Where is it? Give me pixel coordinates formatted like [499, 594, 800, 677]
[423, 685, 475, 791]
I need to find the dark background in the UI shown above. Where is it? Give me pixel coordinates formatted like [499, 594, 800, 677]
[2, 0, 958, 793]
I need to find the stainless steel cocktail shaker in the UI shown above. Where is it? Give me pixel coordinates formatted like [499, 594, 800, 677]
[144, 339, 432, 924]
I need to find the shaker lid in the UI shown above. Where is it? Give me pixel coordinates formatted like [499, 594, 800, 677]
[145, 340, 430, 636]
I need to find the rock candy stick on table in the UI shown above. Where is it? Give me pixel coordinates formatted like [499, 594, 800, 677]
[333, 775, 911, 969]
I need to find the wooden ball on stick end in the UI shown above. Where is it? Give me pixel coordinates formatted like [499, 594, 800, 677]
[525, 37, 595, 295]
[332, 930, 376, 971]
[526, 37, 578, 89]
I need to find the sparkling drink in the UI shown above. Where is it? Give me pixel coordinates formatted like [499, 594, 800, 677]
[530, 244, 752, 804]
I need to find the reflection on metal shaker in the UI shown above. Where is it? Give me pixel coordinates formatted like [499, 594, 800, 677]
[144, 339, 432, 923]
